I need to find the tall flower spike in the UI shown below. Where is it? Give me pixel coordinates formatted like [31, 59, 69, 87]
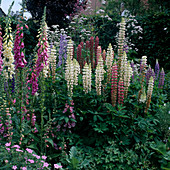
[106, 43, 114, 83]
[145, 77, 154, 113]
[155, 59, 160, 80]
[77, 44, 82, 71]
[118, 78, 124, 105]
[95, 55, 105, 95]
[120, 51, 127, 78]
[73, 59, 80, 86]
[95, 36, 99, 66]
[124, 61, 132, 98]
[117, 18, 126, 76]
[145, 65, 152, 85]
[111, 62, 118, 107]
[158, 68, 165, 89]
[67, 39, 74, 60]
[83, 63, 92, 93]
[102, 49, 106, 62]
[3, 18, 15, 79]
[90, 36, 94, 69]
[96, 46, 102, 67]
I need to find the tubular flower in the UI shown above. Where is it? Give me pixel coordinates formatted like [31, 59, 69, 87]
[83, 63, 92, 93]
[155, 59, 160, 79]
[158, 68, 165, 89]
[145, 77, 154, 113]
[118, 78, 124, 105]
[13, 22, 27, 69]
[73, 59, 80, 86]
[106, 43, 114, 82]
[0, 26, 3, 74]
[124, 61, 132, 98]
[95, 36, 99, 66]
[111, 62, 118, 107]
[67, 39, 74, 60]
[3, 18, 15, 79]
[117, 18, 126, 74]
[95, 55, 105, 95]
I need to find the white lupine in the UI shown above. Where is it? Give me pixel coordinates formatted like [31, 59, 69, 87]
[124, 61, 132, 98]
[139, 88, 146, 103]
[95, 55, 105, 95]
[83, 63, 92, 93]
[73, 59, 80, 86]
[65, 56, 74, 96]
[106, 43, 114, 81]
[120, 51, 127, 78]
[117, 18, 126, 72]
[67, 39, 74, 60]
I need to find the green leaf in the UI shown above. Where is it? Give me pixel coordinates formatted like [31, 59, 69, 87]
[45, 138, 54, 147]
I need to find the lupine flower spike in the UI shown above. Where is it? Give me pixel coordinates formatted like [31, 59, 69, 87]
[111, 62, 118, 107]
[158, 68, 165, 89]
[117, 18, 126, 76]
[83, 63, 92, 93]
[118, 78, 124, 105]
[145, 77, 154, 113]
[106, 43, 114, 83]
[155, 59, 160, 79]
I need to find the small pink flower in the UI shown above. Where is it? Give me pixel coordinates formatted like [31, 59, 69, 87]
[28, 159, 34, 163]
[12, 165, 17, 170]
[13, 99, 16, 104]
[54, 164, 62, 169]
[16, 149, 23, 152]
[21, 167, 27, 170]
[42, 155, 47, 160]
[43, 162, 49, 168]
[26, 148, 33, 154]
[5, 142, 11, 147]
[6, 148, 10, 151]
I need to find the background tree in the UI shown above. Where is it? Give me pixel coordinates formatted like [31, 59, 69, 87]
[25, 0, 87, 27]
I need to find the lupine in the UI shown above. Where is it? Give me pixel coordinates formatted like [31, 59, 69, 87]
[90, 36, 94, 69]
[118, 78, 124, 105]
[158, 68, 165, 89]
[117, 18, 126, 75]
[83, 63, 92, 93]
[120, 51, 127, 78]
[95, 36, 99, 66]
[96, 46, 102, 67]
[73, 59, 80, 86]
[111, 62, 118, 107]
[124, 61, 132, 98]
[155, 59, 160, 79]
[139, 88, 146, 103]
[0, 26, 3, 74]
[65, 56, 74, 96]
[85, 40, 90, 64]
[3, 18, 15, 79]
[102, 49, 106, 62]
[106, 43, 114, 82]
[145, 77, 154, 113]
[146, 65, 152, 84]
[77, 44, 82, 70]
[95, 55, 105, 95]
[58, 33, 67, 67]
[67, 39, 74, 60]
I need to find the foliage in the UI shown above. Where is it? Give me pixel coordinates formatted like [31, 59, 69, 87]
[25, 0, 87, 27]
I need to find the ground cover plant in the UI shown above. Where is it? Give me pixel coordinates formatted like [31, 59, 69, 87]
[0, 1, 169, 170]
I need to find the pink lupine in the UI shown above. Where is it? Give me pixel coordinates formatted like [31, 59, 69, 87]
[111, 62, 118, 107]
[102, 50, 106, 62]
[96, 46, 101, 66]
[90, 36, 94, 69]
[118, 78, 124, 105]
[95, 36, 99, 66]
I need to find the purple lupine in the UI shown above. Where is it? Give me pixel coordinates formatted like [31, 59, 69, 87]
[9, 75, 15, 93]
[146, 66, 152, 84]
[58, 33, 67, 67]
[0, 26, 3, 74]
[155, 59, 160, 79]
[123, 45, 129, 53]
[158, 68, 165, 89]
